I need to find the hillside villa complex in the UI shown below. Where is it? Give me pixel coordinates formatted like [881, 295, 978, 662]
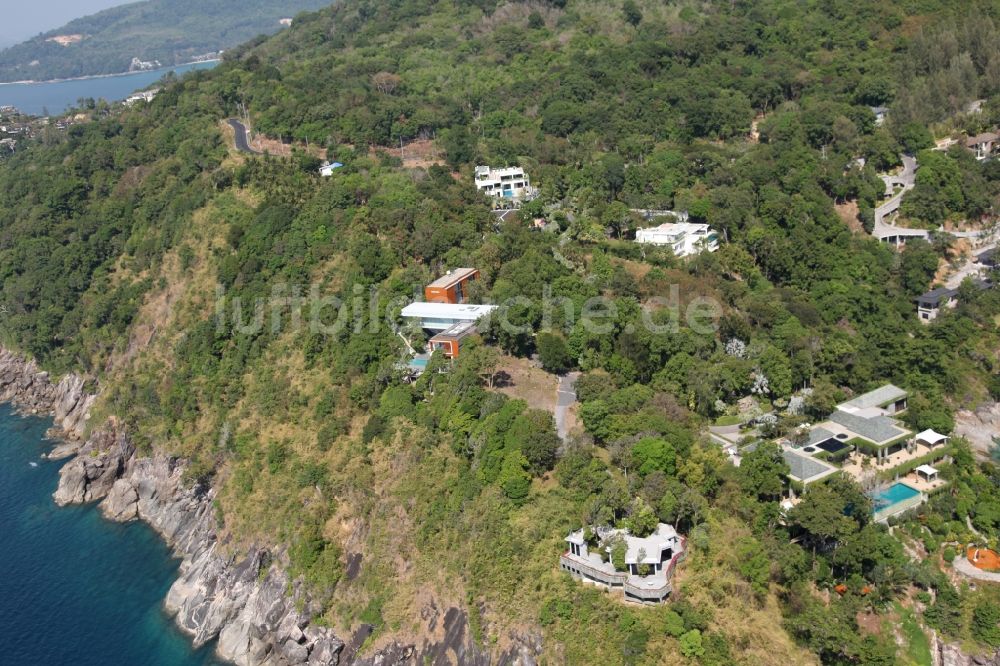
[775, 384, 952, 522]
[400, 268, 496, 374]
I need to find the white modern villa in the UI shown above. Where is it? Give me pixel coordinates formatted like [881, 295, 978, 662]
[474, 165, 537, 204]
[560, 523, 685, 604]
[634, 219, 719, 257]
[400, 302, 497, 331]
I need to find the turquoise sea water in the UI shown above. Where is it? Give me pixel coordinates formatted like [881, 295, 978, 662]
[0, 61, 217, 116]
[0, 403, 220, 665]
[871, 482, 920, 512]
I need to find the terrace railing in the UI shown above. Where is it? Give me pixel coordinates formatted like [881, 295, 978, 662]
[561, 537, 689, 602]
[559, 553, 628, 587]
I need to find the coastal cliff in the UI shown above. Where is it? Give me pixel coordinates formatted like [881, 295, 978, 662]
[0, 348, 94, 440]
[0, 348, 345, 665]
[1, 348, 525, 666]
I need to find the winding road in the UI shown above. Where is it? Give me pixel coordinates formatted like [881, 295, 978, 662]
[873, 155, 928, 244]
[872, 153, 993, 247]
[227, 118, 259, 154]
[954, 552, 1000, 583]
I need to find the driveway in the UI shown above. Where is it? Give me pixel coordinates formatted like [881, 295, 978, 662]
[944, 240, 995, 289]
[555, 372, 579, 442]
[954, 553, 1000, 583]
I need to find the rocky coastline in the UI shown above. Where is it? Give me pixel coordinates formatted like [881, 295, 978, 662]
[0, 348, 344, 665]
[0, 347, 534, 666]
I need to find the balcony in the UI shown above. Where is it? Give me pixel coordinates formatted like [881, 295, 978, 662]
[559, 553, 628, 587]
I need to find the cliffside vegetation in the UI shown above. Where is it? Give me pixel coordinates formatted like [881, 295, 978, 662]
[4, 0, 1000, 663]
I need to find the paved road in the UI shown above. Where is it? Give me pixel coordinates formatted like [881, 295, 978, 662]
[555, 372, 579, 441]
[945, 240, 995, 289]
[873, 155, 928, 243]
[227, 118, 259, 154]
[873, 154, 993, 246]
[954, 551, 1000, 583]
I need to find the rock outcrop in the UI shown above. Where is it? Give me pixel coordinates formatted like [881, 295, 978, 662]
[938, 641, 1000, 666]
[0, 347, 93, 438]
[0, 348, 344, 666]
[956, 401, 1000, 458]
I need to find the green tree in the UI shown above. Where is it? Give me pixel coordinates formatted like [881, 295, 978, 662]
[626, 496, 659, 537]
[622, 0, 642, 27]
[537, 331, 571, 373]
[679, 629, 705, 658]
[498, 449, 532, 504]
[506, 409, 560, 475]
[738, 441, 789, 501]
[632, 437, 677, 477]
[973, 601, 1000, 646]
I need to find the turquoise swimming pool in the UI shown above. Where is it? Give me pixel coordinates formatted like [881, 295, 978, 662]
[871, 482, 921, 514]
[409, 357, 429, 369]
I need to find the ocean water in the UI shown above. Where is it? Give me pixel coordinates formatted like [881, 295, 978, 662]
[0, 403, 220, 665]
[0, 61, 218, 116]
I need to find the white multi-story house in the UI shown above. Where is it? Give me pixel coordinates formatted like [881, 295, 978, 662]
[560, 523, 685, 604]
[474, 165, 535, 202]
[635, 220, 719, 257]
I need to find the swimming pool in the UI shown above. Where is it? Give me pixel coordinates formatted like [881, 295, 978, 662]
[870, 482, 922, 517]
[409, 357, 429, 369]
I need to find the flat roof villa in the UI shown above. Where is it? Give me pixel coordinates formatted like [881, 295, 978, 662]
[474, 165, 536, 205]
[424, 267, 479, 304]
[634, 221, 719, 257]
[560, 523, 685, 604]
[428, 320, 477, 359]
[400, 302, 497, 332]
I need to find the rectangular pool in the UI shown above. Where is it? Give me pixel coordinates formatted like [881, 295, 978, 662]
[871, 482, 921, 516]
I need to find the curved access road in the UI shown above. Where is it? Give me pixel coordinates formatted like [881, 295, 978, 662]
[872, 154, 994, 246]
[954, 553, 1000, 583]
[873, 155, 928, 245]
[226, 118, 259, 154]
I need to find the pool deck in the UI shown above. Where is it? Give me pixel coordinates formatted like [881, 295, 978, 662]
[901, 472, 947, 493]
[839, 443, 944, 480]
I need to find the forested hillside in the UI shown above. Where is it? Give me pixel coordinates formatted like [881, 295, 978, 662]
[4, 1, 1000, 664]
[0, 0, 330, 82]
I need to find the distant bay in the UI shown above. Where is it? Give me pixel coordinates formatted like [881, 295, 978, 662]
[0, 61, 218, 116]
[0, 404, 220, 665]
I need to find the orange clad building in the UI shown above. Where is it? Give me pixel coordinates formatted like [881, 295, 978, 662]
[424, 267, 479, 304]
